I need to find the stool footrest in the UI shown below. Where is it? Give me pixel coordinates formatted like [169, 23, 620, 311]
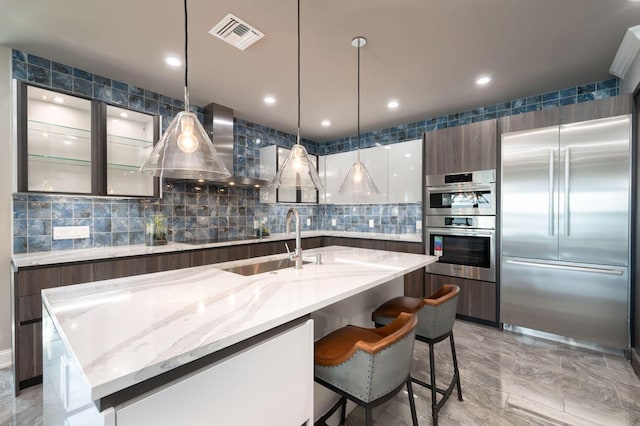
[411, 373, 461, 410]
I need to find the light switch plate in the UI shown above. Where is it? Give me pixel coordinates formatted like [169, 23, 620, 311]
[368, 219, 374, 228]
[306, 218, 311, 226]
[75, 226, 90, 239]
[53, 227, 74, 240]
[331, 219, 337, 227]
[416, 220, 423, 231]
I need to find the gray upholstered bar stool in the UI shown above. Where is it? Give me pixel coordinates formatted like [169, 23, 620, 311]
[372, 285, 463, 426]
[314, 312, 419, 426]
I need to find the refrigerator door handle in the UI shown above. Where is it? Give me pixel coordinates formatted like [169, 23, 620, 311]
[505, 259, 623, 275]
[548, 149, 554, 236]
[564, 147, 570, 236]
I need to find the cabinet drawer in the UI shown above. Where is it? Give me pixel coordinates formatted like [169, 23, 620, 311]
[17, 322, 43, 384]
[425, 273, 497, 323]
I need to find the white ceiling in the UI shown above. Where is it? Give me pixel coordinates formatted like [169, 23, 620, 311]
[1, 0, 639, 141]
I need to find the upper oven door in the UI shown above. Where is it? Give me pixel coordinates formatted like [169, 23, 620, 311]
[426, 182, 496, 216]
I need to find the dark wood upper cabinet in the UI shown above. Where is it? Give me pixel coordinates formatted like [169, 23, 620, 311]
[424, 119, 497, 175]
[16, 81, 160, 197]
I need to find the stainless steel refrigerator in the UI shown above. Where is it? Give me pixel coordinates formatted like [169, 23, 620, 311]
[500, 115, 631, 350]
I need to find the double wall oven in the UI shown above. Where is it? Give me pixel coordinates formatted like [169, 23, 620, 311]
[425, 169, 496, 282]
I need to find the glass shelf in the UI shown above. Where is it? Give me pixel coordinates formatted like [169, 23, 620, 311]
[106, 162, 146, 172]
[107, 134, 154, 149]
[28, 153, 91, 167]
[28, 120, 91, 141]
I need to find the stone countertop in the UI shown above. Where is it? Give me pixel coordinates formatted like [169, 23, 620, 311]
[12, 230, 423, 269]
[41, 246, 437, 400]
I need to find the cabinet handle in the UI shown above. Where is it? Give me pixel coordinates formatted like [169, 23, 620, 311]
[505, 259, 623, 275]
[548, 150, 554, 236]
[564, 148, 570, 236]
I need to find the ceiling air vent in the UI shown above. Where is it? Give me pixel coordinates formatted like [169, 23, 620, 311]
[209, 13, 264, 51]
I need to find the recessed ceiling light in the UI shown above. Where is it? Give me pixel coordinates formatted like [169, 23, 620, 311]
[41, 95, 47, 100]
[321, 120, 331, 127]
[476, 76, 491, 85]
[53, 96, 64, 104]
[63, 140, 72, 146]
[229, 182, 235, 186]
[387, 100, 399, 109]
[197, 179, 204, 183]
[165, 56, 182, 67]
[119, 112, 128, 118]
[264, 96, 276, 105]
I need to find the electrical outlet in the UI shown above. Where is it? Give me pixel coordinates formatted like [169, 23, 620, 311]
[368, 219, 374, 228]
[53, 227, 74, 240]
[75, 226, 90, 239]
[416, 220, 423, 231]
[306, 218, 311, 226]
[331, 219, 337, 227]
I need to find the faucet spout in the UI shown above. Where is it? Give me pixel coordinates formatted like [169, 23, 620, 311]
[286, 208, 303, 269]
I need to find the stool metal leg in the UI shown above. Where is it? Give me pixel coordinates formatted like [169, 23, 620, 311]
[365, 407, 372, 426]
[429, 342, 438, 426]
[339, 396, 347, 425]
[449, 333, 463, 401]
[406, 379, 418, 426]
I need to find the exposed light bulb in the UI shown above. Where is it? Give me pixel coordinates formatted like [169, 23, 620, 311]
[353, 169, 363, 183]
[291, 145, 304, 171]
[177, 116, 199, 153]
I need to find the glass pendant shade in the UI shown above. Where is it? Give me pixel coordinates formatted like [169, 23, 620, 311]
[140, 110, 231, 180]
[270, 143, 323, 189]
[339, 159, 379, 195]
[339, 36, 379, 196]
[140, 0, 231, 182]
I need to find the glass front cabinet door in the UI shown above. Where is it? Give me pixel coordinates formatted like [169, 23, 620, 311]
[17, 82, 159, 196]
[21, 85, 93, 193]
[105, 105, 157, 196]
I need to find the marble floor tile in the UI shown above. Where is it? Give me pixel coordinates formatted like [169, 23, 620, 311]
[1, 319, 639, 425]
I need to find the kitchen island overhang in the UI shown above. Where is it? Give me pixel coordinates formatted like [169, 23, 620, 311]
[42, 246, 437, 425]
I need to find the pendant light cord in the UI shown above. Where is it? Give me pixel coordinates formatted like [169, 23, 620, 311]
[357, 40, 361, 162]
[183, 0, 189, 109]
[296, 0, 301, 144]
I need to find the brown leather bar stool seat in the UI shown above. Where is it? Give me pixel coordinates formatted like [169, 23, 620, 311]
[372, 285, 463, 426]
[314, 312, 419, 426]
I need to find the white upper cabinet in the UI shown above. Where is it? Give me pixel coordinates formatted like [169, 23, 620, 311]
[323, 150, 355, 204]
[354, 145, 388, 204]
[321, 138, 422, 204]
[387, 138, 422, 203]
[259, 144, 277, 203]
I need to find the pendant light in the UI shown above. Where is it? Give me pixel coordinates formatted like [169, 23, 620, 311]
[269, 0, 323, 190]
[140, 0, 231, 181]
[338, 37, 379, 195]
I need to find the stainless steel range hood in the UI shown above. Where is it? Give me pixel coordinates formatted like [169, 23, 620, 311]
[195, 102, 269, 187]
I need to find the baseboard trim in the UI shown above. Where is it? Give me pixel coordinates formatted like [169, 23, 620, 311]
[632, 348, 640, 379]
[0, 348, 12, 369]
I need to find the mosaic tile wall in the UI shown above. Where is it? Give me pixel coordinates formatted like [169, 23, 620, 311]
[318, 204, 421, 234]
[319, 78, 619, 155]
[12, 185, 321, 253]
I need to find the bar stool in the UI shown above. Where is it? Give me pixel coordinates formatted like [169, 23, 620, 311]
[371, 285, 463, 426]
[314, 312, 419, 426]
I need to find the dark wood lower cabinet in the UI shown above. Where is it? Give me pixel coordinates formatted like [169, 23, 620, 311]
[13, 235, 427, 392]
[425, 273, 497, 325]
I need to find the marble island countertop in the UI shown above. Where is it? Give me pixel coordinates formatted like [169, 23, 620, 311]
[41, 246, 437, 401]
[13, 230, 422, 269]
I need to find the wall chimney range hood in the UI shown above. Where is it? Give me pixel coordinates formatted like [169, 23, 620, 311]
[184, 102, 270, 187]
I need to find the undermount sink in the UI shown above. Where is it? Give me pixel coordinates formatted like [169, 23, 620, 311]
[221, 258, 311, 276]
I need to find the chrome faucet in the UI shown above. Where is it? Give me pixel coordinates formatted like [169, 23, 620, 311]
[286, 208, 303, 269]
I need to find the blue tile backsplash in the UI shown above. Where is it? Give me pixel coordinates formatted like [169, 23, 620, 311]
[11, 49, 619, 253]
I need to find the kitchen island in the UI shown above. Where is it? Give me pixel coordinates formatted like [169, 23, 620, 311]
[41, 246, 436, 425]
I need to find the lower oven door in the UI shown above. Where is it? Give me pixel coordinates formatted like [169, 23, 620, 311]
[426, 227, 495, 282]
